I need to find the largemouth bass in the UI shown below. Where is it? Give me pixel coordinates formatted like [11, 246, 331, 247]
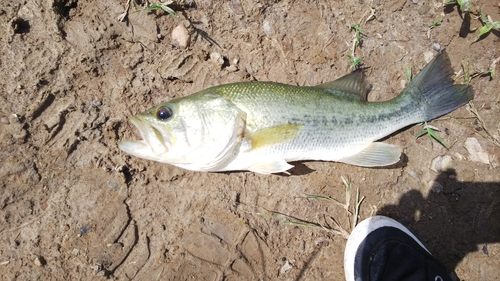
[119, 51, 473, 174]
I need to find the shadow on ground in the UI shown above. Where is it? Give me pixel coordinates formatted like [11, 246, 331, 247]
[377, 169, 500, 273]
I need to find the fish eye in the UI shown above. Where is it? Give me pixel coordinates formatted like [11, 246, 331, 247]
[156, 106, 172, 120]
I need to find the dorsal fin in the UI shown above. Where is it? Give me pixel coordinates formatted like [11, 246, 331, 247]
[314, 70, 371, 101]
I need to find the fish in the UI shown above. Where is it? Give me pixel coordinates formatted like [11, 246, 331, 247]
[119, 51, 473, 174]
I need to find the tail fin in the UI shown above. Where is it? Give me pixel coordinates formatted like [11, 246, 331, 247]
[407, 50, 473, 121]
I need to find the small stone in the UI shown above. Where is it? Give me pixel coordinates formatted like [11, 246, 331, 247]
[210, 52, 224, 66]
[263, 20, 272, 36]
[417, 5, 430, 15]
[72, 248, 80, 256]
[428, 181, 444, 193]
[414, 209, 421, 221]
[0, 116, 9, 124]
[171, 24, 190, 49]
[429, 180, 443, 191]
[430, 155, 453, 172]
[34, 256, 46, 267]
[432, 41, 441, 52]
[464, 138, 490, 164]
[280, 260, 293, 274]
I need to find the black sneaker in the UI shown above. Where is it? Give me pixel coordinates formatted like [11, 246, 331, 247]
[344, 216, 453, 281]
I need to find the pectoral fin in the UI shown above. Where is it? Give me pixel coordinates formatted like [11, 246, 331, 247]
[248, 158, 294, 174]
[247, 124, 302, 150]
[338, 142, 401, 167]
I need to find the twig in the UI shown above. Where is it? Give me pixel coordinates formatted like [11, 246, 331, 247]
[0, 216, 42, 235]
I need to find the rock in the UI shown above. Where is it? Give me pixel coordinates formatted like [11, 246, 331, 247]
[428, 180, 444, 193]
[280, 260, 293, 274]
[432, 41, 441, 52]
[430, 155, 453, 172]
[417, 5, 430, 15]
[34, 256, 46, 267]
[464, 138, 490, 164]
[263, 20, 272, 36]
[171, 24, 190, 49]
[210, 52, 225, 66]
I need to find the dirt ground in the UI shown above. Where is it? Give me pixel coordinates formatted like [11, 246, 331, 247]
[1, 0, 499, 280]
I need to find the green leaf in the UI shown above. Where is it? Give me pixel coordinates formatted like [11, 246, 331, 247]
[347, 54, 363, 68]
[134, 2, 178, 20]
[478, 25, 492, 38]
[405, 65, 412, 81]
[429, 16, 443, 28]
[427, 128, 449, 148]
[457, 0, 472, 12]
[415, 122, 449, 148]
[415, 129, 428, 138]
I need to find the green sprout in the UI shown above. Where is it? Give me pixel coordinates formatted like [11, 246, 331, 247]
[348, 24, 365, 46]
[476, 9, 500, 41]
[416, 122, 450, 148]
[348, 54, 363, 68]
[429, 16, 443, 29]
[135, 1, 178, 20]
[405, 65, 412, 81]
[444, 0, 472, 12]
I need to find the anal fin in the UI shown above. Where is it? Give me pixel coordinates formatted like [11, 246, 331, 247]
[338, 142, 401, 167]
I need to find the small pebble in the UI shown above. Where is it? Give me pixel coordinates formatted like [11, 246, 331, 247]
[464, 137, 490, 164]
[430, 155, 453, 172]
[433, 41, 441, 52]
[263, 20, 272, 36]
[72, 248, 80, 256]
[171, 24, 190, 49]
[0, 116, 9, 124]
[34, 256, 46, 267]
[280, 260, 293, 274]
[418, 5, 430, 15]
[210, 52, 224, 66]
[428, 181, 444, 193]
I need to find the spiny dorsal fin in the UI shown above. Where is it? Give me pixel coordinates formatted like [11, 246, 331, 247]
[314, 70, 371, 101]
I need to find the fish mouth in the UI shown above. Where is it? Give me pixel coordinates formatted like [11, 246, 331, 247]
[119, 116, 170, 156]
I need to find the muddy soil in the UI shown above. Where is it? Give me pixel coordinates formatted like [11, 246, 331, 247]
[1, 0, 499, 280]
